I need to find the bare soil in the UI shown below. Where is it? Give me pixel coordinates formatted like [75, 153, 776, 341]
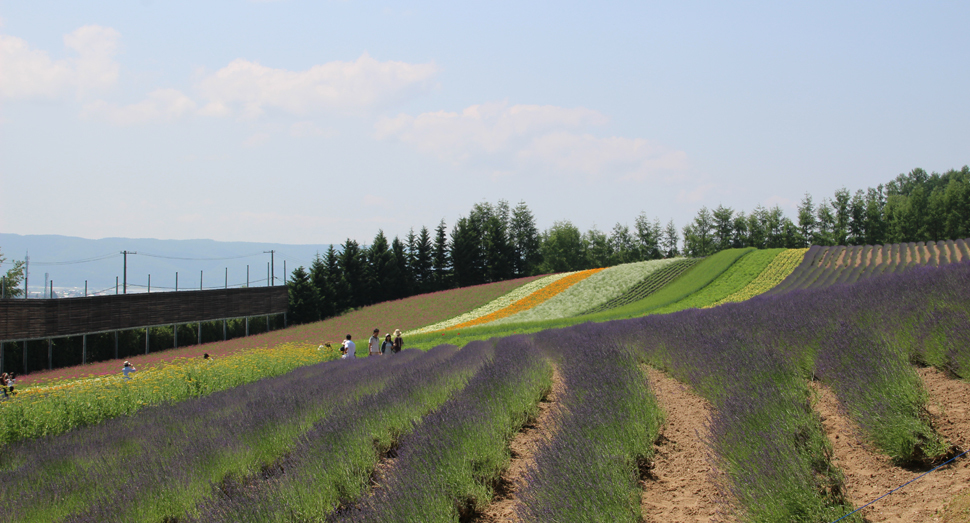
[874, 245, 884, 266]
[836, 247, 848, 268]
[641, 366, 736, 523]
[812, 368, 970, 522]
[476, 367, 564, 523]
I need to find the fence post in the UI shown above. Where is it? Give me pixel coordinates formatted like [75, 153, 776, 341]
[223, 319, 227, 341]
[266, 315, 270, 333]
[284, 312, 287, 328]
[145, 327, 150, 355]
[174, 324, 178, 349]
[48, 338, 52, 370]
[114, 331, 119, 360]
[82, 335, 87, 365]
[245, 317, 249, 337]
[198, 322, 202, 345]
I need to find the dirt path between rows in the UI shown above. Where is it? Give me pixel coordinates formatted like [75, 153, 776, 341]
[641, 366, 736, 522]
[812, 368, 970, 522]
[476, 366, 565, 523]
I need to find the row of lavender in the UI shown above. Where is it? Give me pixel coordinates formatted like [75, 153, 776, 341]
[339, 336, 553, 522]
[593, 260, 970, 521]
[3, 346, 491, 523]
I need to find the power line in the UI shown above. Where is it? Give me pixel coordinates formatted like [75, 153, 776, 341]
[136, 251, 265, 261]
[29, 253, 120, 266]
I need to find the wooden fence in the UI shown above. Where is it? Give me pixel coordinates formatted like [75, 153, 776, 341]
[0, 287, 288, 341]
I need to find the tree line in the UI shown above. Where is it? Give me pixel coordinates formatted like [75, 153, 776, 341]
[681, 166, 970, 256]
[288, 165, 970, 324]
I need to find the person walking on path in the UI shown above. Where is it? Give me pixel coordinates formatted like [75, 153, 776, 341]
[368, 328, 381, 357]
[341, 335, 356, 359]
[122, 361, 136, 380]
[381, 333, 394, 355]
[393, 329, 404, 354]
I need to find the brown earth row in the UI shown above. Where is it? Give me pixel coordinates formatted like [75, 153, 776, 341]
[641, 366, 735, 522]
[476, 366, 564, 523]
[812, 368, 970, 522]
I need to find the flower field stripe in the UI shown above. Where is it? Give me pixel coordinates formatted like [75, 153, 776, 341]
[650, 248, 783, 314]
[581, 258, 700, 315]
[405, 273, 571, 335]
[187, 343, 494, 522]
[763, 238, 970, 296]
[705, 248, 807, 308]
[489, 259, 680, 326]
[0, 342, 340, 446]
[342, 336, 553, 522]
[1, 350, 430, 523]
[444, 268, 605, 330]
[517, 326, 663, 522]
[18, 275, 543, 389]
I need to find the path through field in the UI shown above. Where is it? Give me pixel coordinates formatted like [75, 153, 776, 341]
[641, 366, 735, 522]
[477, 367, 564, 523]
[812, 369, 970, 522]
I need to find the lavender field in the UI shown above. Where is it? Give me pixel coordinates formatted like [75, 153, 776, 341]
[2, 259, 969, 521]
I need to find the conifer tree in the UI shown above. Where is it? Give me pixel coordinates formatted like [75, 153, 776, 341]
[415, 226, 434, 292]
[432, 219, 452, 290]
[510, 201, 541, 276]
[324, 245, 347, 316]
[287, 266, 319, 325]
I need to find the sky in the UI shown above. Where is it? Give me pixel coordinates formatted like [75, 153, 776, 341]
[1, 1, 968, 246]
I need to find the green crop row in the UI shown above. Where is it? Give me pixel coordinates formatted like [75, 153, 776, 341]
[649, 249, 784, 314]
[581, 258, 700, 315]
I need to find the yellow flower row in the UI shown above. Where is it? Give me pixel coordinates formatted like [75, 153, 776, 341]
[1, 342, 339, 445]
[706, 248, 808, 308]
[444, 268, 606, 331]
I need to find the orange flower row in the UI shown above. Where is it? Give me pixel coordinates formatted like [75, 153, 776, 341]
[444, 268, 605, 331]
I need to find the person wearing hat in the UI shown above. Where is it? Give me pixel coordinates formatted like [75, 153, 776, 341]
[392, 329, 403, 353]
[122, 361, 137, 380]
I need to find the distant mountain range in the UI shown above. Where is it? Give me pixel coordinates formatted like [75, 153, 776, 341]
[0, 234, 333, 297]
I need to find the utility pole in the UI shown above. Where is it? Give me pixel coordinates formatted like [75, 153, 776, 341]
[264, 250, 275, 286]
[121, 251, 136, 294]
[24, 253, 28, 299]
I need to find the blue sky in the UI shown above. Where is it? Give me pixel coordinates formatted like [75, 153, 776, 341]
[1, 1, 968, 245]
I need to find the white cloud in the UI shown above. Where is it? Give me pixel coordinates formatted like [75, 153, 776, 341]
[63, 25, 121, 95]
[376, 101, 687, 181]
[519, 132, 688, 180]
[0, 25, 120, 99]
[677, 183, 716, 203]
[198, 52, 438, 118]
[764, 195, 798, 211]
[243, 132, 271, 147]
[375, 101, 607, 162]
[81, 88, 196, 125]
[290, 121, 336, 138]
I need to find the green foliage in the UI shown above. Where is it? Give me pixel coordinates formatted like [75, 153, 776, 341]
[594, 248, 753, 319]
[0, 247, 25, 298]
[287, 266, 319, 325]
[650, 248, 783, 313]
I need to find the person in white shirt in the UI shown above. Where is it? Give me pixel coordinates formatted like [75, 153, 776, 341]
[368, 328, 381, 357]
[341, 334, 356, 359]
[122, 361, 136, 380]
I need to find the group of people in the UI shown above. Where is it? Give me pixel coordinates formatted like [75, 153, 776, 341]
[335, 328, 403, 359]
[0, 372, 15, 398]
